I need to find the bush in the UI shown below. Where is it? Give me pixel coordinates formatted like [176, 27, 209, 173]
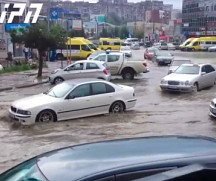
[0, 64, 32, 74]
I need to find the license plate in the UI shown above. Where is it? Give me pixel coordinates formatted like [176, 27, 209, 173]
[9, 113, 15, 119]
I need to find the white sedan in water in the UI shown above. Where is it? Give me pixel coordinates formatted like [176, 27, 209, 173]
[160, 63, 216, 92]
[9, 79, 136, 125]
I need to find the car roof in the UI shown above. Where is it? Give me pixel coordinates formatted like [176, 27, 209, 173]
[173, 59, 191, 62]
[37, 136, 216, 181]
[75, 60, 105, 65]
[64, 78, 109, 86]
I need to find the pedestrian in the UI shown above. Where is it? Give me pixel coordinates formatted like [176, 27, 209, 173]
[6, 52, 13, 67]
[23, 47, 29, 62]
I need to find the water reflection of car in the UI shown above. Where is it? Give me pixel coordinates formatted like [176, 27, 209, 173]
[208, 46, 216, 52]
[160, 63, 216, 92]
[49, 60, 111, 84]
[120, 46, 132, 57]
[144, 47, 158, 60]
[153, 51, 173, 65]
[2, 136, 216, 181]
[168, 59, 192, 74]
[9, 79, 136, 125]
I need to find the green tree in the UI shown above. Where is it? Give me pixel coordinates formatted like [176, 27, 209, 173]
[114, 27, 120, 37]
[10, 23, 67, 77]
[100, 27, 108, 37]
[68, 29, 86, 38]
[119, 26, 129, 39]
[133, 29, 144, 39]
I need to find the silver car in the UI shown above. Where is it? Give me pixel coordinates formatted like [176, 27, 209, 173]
[87, 50, 105, 60]
[153, 51, 174, 65]
[208, 46, 216, 52]
[49, 60, 111, 84]
[160, 63, 216, 92]
[168, 59, 192, 74]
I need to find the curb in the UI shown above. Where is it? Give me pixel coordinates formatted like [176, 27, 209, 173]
[0, 80, 49, 92]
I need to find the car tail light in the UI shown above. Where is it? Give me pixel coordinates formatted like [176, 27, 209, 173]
[143, 62, 147, 67]
[103, 69, 108, 75]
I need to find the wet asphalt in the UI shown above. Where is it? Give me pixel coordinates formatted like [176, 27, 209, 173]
[0, 50, 216, 173]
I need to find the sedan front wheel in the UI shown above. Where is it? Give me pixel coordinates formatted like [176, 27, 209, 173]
[36, 110, 57, 123]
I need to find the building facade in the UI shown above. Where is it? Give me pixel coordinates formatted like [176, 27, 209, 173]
[182, 0, 216, 37]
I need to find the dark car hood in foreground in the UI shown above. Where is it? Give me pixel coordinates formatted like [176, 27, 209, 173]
[37, 136, 216, 181]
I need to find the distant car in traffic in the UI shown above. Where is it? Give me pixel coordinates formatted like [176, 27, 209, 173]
[172, 42, 181, 50]
[144, 41, 152, 48]
[168, 59, 192, 74]
[144, 47, 158, 60]
[131, 43, 140, 50]
[2, 136, 216, 181]
[168, 43, 176, 50]
[9, 79, 136, 125]
[120, 46, 132, 57]
[160, 63, 216, 92]
[49, 60, 111, 84]
[87, 50, 105, 60]
[208, 46, 216, 52]
[154, 42, 168, 50]
[153, 51, 174, 65]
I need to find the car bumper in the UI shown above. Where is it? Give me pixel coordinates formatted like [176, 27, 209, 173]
[126, 99, 137, 109]
[158, 60, 172, 65]
[209, 105, 216, 117]
[160, 85, 194, 92]
[9, 109, 35, 125]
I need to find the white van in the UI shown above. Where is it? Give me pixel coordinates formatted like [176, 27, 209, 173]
[124, 38, 139, 46]
[200, 41, 216, 51]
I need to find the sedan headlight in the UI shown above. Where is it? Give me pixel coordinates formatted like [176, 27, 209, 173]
[17, 109, 31, 115]
[161, 79, 168, 85]
[51, 70, 59, 74]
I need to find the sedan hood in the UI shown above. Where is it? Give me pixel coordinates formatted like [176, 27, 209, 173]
[169, 66, 179, 72]
[12, 94, 57, 110]
[163, 73, 198, 82]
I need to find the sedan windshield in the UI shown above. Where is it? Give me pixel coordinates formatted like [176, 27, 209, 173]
[157, 52, 172, 57]
[149, 48, 157, 53]
[175, 65, 200, 74]
[45, 83, 74, 98]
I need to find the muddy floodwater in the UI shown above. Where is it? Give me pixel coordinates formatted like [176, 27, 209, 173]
[1, 50, 216, 173]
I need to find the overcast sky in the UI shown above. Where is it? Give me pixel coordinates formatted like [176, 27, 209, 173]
[70, 0, 183, 9]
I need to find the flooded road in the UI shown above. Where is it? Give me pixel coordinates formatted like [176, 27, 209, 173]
[1, 50, 216, 173]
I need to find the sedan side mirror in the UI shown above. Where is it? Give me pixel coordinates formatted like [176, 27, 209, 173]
[201, 72, 206, 76]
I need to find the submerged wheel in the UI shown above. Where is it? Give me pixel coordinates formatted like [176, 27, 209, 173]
[110, 101, 125, 113]
[36, 110, 57, 123]
[122, 69, 134, 80]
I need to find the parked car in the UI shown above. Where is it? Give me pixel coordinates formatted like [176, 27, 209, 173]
[172, 42, 181, 50]
[153, 51, 174, 65]
[87, 50, 105, 60]
[210, 99, 216, 118]
[92, 52, 148, 80]
[120, 46, 132, 57]
[168, 43, 176, 50]
[0, 64, 3, 71]
[9, 79, 136, 125]
[49, 60, 111, 84]
[144, 41, 152, 48]
[208, 46, 216, 52]
[160, 63, 216, 92]
[2, 136, 216, 181]
[131, 43, 140, 50]
[168, 59, 192, 74]
[144, 47, 159, 60]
